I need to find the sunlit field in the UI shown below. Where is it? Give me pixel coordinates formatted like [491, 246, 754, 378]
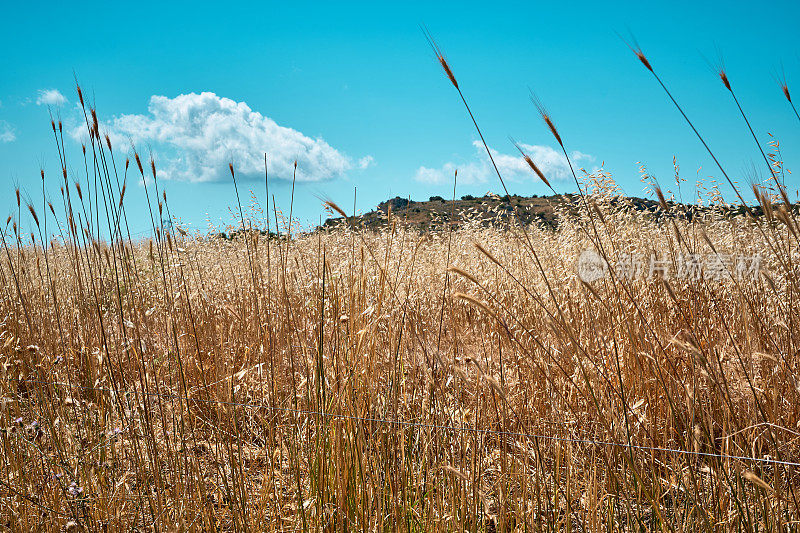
[2, 41, 800, 531]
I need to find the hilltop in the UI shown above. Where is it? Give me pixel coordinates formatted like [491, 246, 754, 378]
[319, 192, 733, 231]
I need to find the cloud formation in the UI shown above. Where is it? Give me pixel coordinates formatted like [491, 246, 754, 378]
[415, 141, 594, 185]
[36, 89, 66, 106]
[88, 92, 364, 182]
[0, 121, 15, 143]
[358, 155, 375, 170]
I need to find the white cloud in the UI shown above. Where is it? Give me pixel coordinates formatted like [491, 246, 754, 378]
[82, 91, 367, 183]
[415, 141, 594, 185]
[358, 155, 375, 169]
[36, 89, 66, 106]
[0, 121, 15, 143]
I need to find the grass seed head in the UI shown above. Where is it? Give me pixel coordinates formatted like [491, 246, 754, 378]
[323, 199, 348, 218]
[27, 205, 39, 229]
[718, 68, 732, 91]
[742, 471, 774, 493]
[90, 108, 99, 137]
[635, 48, 653, 72]
[423, 27, 459, 90]
[474, 241, 502, 268]
[439, 55, 459, 90]
[447, 265, 479, 286]
[654, 184, 669, 211]
[512, 139, 552, 189]
[530, 93, 562, 147]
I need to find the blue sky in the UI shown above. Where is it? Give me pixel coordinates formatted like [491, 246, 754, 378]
[2, 0, 799, 236]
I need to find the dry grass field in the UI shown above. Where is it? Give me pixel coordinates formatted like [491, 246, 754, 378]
[2, 44, 800, 531]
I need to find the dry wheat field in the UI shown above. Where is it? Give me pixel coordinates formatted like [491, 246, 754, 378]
[2, 44, 800, 532]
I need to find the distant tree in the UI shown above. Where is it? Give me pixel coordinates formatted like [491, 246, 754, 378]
[378, 196, 410, 211]
[461, 194, 475, 201]
[429, 195, 445, 202]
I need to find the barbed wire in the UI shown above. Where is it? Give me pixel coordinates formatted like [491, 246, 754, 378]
[9, 377, 800, 469]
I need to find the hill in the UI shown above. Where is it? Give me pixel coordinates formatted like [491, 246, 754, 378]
[320, 192, 734, 231]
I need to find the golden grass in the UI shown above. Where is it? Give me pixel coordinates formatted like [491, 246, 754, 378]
[2, 181, 800, 530]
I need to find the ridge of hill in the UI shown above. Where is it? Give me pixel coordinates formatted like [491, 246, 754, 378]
[319, 192, 756, 231]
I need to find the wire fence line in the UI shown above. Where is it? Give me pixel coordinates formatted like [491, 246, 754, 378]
[7, 377, 800, 469]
